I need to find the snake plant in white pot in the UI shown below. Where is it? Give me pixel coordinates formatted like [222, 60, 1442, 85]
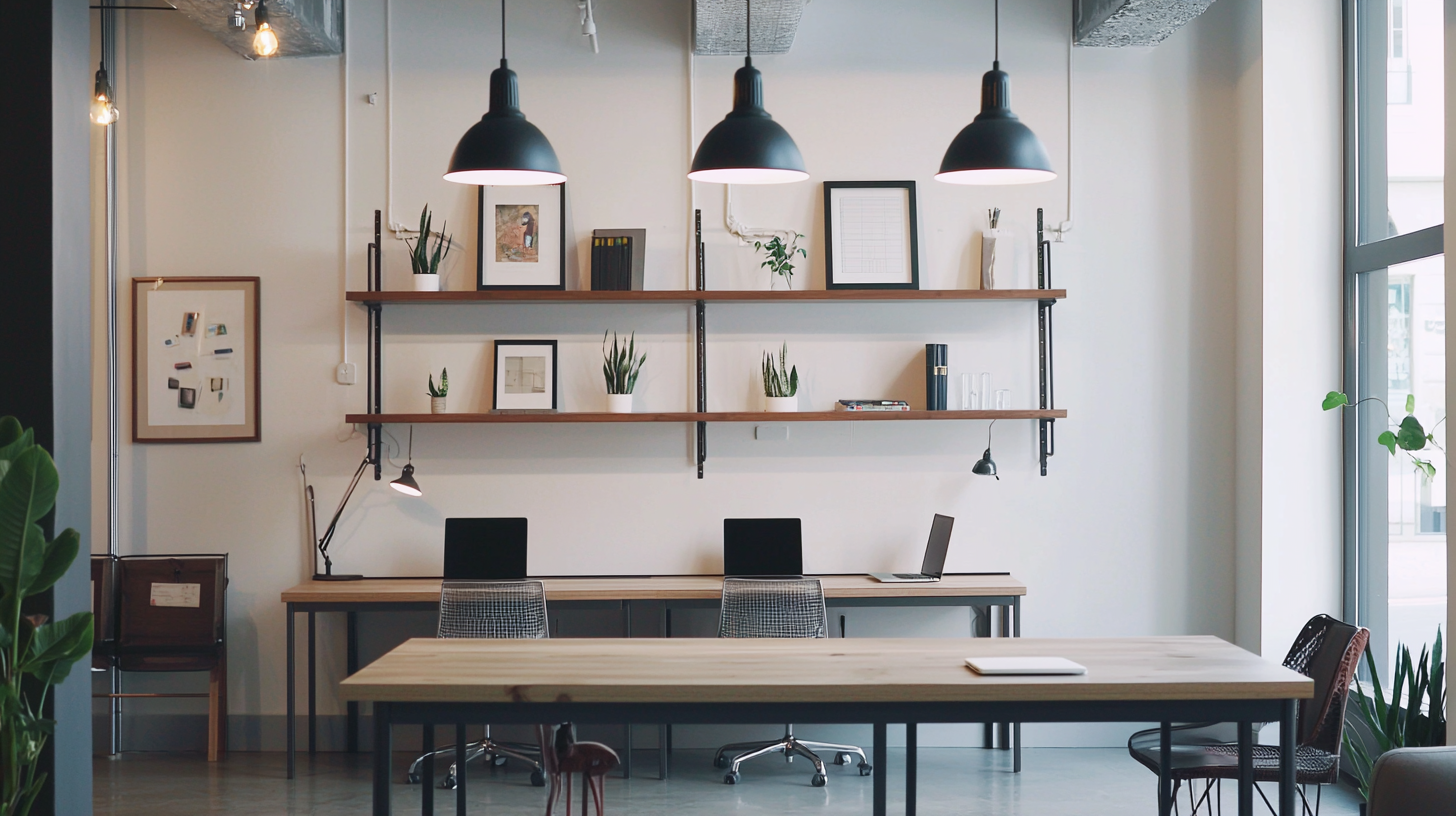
[406, 205, 452, 292]
[602, 331, 646, 413]
[762, 343, 799, 412]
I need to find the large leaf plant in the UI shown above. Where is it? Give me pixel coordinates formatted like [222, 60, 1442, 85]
[1342, 628, 1445, 802]
[0, 417, 93, 816]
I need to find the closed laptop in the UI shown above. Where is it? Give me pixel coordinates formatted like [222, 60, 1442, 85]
[444, 518, 528, 580]
[723, 518, 803, 576]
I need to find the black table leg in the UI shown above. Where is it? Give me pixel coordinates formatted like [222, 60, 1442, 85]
[455, 723, 468, 816]
[622, 600, 632, 780]
[286, 603, 295, 780]
[1158, 721, 1172, 816]
[308, 611, 317, 755]
[348, 611, 360, 753]
[872, 723, 886, 816]
[997, 607, 1011, 751]
[1279, 700, 1296, 816]
[373, 702, 392, 816]
[1238, 721, 1253, 816]
[1012, 597, 1021, 773]
[906, 723, 917, 816]
[421, 724, 433, 816]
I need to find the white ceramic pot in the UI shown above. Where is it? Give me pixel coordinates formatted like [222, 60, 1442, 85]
[606, 393, 633, 414]
[430, 396, 447, 414]
[413, 274, 441, 292]
[764, 395, 798, 413]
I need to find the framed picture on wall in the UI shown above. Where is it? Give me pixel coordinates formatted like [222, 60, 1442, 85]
[492, 340, 559, 411]
[132, 277, 261, 442]
[823, 180, 920, 290]
[477, 184, 567, 290]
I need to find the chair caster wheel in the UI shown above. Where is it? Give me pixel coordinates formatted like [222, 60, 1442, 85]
[714, 754, 729, 769]
[492, 755, 508, 767]
[858, 762, 873, 777]
[811, 773, 827, 787]
[405, 772, 421, 784]
[723, 771, 740, 785]
[833, 753, 852, 766]
[530, 768, 546, 787]
[440, 775, 458, 790]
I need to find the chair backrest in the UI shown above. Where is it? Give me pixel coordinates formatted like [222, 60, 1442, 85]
[444, 518, 528, 580]
[1280, 613, 1369, 752]
[718, 577, 827, 638]
[1367, 746, 1456, 816]
[115, 555, 228, 672]
[723, 518, 803, 576]
[91, 554, 116, 645]
[437, 580, 548, 639]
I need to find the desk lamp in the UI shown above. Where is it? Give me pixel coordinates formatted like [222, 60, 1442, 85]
[301, 436, 423, 581]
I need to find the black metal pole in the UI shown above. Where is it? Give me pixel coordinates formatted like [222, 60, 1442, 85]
[695, 209, 706, 479]
[420, 723, 433, 815]
[1158, 721, 1172, 816]
[905, 723, 917, 816]
[1238, 721, 1253, 816]
[308, 612, 317, 754]
[286, 604, 295, 779]
[373, 703, 392, 816]
[1279, 701, 1296, 815]
[872, 723, 887, 816]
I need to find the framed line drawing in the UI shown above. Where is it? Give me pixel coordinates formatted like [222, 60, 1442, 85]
[823, 181, 920, 290]
[133, 277, 261, 442]
[478, 183, 567, 290]
[492, 339, 559, 411]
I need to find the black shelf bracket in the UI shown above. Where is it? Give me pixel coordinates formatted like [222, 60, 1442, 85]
[1036, 209, 1056, 477]
[695, 209, 707, 479]
[367, 210, 384, 480]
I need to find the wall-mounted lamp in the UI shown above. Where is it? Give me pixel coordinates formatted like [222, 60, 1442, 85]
[972, 421, 999, 480]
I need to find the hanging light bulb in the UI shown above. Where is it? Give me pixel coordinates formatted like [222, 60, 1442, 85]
[90, 65, 118, 125]
[688, 0, 807, 184]
[253, 0, 280, 58]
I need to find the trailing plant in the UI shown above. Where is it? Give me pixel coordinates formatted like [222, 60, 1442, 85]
[755, 233, 806, 289]
[0, 417, 94, 816]
[405, 204, 452, 276]
[762, 343, 798, 398]
[1342, 627, 1445, 802]
[601, 332, 647, 396]
[1323, 391, 1444, 479]
[427, 368, 448, 398]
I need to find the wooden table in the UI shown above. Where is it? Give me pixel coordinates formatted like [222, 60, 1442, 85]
[282, 574, 1025, 779]
[341, 636, 1312, 816]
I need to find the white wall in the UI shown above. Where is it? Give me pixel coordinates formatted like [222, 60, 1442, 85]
[98, 0, 1248, 749]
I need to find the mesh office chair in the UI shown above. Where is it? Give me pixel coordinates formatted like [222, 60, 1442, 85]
[1127, 614, 1369, 815]
[406, 581, 549, 789]
[712, 577, 872, 786]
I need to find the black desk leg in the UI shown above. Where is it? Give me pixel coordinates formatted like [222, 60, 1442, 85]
[872, 723, 887, 816]
[997, 607, 1011, 751]
[348, 611, 360, 753]
[308, 611, 316, 755]
[1158, 722, 1172, 816]
[286, 603, 295, 780]
[622, 600, 631, 780]
[972, 605, 992, 749]
[373, 702, 392, 816]
[421, 725, 433, 816]
[1012, 597, 1021, 773]
[455, 724, 468, 816]
[1279, 700, 1296, 816]
[906, 723, 917, 816]
[1237, 721, 1253, 816]
[659, 604, 671, 781]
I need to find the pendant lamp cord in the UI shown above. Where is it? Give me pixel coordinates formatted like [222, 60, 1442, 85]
[501, 0, 506, 60]
[993, 0, 999, 65]
[745, 0, 751, 59]
[406, 425, 413, 463]
[986, 419, 996, 448]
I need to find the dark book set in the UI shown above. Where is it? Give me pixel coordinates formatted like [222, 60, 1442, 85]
[925, 344, 948, 410]
[591, 228, 646, 291]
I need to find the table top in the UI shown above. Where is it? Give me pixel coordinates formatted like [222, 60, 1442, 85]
[338, 636, 1312, 704]
[282, 574, 1026, 604]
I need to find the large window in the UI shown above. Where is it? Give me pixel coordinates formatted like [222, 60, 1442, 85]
[1346, 0, 1445, 677]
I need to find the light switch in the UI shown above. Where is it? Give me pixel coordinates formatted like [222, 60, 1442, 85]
[755, 425, 789, 441]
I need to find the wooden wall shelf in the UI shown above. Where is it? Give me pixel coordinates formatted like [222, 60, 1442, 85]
[347, 409, 1068, 425]
[346, 289, 1065, 305]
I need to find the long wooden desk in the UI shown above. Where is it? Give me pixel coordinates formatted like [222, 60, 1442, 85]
[282, 574, 1025, 779]
[341, 636, 1312, 816]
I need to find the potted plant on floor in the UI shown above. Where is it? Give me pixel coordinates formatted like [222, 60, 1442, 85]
[0, 416, 94, 816]
[1343, 628, 1445, 814]
[406, 205, 452, 292]
[602, 331, 646, 413]
[762, 343, 799, 412]
[755, 233, 806, 290]
[428, 368, 448, 414]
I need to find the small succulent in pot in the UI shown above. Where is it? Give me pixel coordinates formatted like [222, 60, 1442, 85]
[427, 368, 448, 413]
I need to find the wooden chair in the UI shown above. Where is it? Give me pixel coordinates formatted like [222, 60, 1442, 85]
[537, 723, 619, 816]
[106, 555, 229, 761]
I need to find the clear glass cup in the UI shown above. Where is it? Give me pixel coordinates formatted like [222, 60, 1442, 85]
[994, 389, 1010, 410]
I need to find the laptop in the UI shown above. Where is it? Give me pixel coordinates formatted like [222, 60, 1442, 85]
[723, 518, 804, 577]
[870, 514, 954, 583]
[443, 518, 528, 580]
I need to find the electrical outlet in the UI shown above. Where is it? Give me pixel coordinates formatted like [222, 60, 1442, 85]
[754, 425, 789, 441]
[336, 362, 357, 385]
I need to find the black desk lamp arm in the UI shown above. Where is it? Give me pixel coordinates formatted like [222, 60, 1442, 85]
[316, 454, 373, 574]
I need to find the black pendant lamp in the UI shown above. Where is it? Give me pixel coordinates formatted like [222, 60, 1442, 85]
[936, 0, 1055, 186]
[445, 0, 566, 186]
[389, 427, 424, 497]
[688, 0, 807, 184]
[971, 421, 999, 480]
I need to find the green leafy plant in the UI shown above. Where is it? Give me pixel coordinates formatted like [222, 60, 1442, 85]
[1323, 391, 1444, 479]
[601, 332, 647, 396]
[0, 417, 93, 816]
[427, 368, 448, 398]
[1342, 628, 1446, 802]
[762, 343, 799, 398]
[405, 205, 452, 276]
[754, 233, 806, 289]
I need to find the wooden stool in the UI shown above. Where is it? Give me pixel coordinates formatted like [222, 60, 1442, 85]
[538, 724, 619, 816]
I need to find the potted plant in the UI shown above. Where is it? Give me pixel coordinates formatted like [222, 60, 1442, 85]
[427, 368, 448, 414]
[602, 331, 646, 414]
[406, 204, 452, 292]
[762, 343, 799, 412]
[1343, 628, 1445, 812]
[755, 233, 806, 290]
[0, 417, 94, 816]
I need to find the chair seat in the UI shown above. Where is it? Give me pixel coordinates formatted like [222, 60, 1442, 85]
[1128, 732, 1339, 785]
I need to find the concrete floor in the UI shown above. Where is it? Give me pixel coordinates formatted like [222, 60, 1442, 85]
[93, 748, 1364, 815]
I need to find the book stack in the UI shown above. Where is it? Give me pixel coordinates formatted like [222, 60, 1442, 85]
[591, 228, 646, 291]
[836, 400, 911, 412]
[925, 344, 948, 410]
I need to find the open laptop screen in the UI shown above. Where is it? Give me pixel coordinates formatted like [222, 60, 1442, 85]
[444, 518, 528, 580]
[723, 518, 803, 576]
[919, 514, 954, 578]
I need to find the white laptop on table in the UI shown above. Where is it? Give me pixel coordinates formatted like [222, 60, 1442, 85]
[870, 514, 953, 583]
